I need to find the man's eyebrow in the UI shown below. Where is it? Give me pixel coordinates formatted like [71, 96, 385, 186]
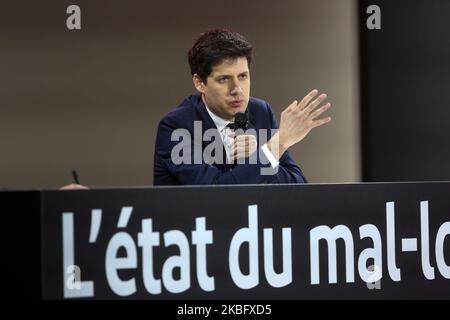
[214, 71, 249, 78]
[214, 74, 230, 79]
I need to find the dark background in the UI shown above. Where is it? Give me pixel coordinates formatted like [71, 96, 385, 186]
[360, 0, 450, 182]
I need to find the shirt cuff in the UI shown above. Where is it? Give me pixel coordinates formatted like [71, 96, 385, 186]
[261, 144, 280, 169]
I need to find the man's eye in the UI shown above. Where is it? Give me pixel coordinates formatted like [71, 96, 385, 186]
[218, 78, 227, 83]
[239, 74, 248, 80]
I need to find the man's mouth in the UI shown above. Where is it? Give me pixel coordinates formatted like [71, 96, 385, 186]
[230, 100, 243, 108]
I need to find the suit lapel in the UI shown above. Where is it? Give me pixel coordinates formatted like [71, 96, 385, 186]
[193, 94, 229, 172]
[193, 94, 216, 131]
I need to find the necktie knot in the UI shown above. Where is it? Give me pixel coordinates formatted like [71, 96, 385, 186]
[226, 122, 235, 130]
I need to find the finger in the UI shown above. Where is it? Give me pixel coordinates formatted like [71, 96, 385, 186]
[297, 89, 319, 110]
[230, 137, 243, 149]
[234, 143, 257, 159]
[234, 139, 245, 150]
[240, 139, 256, 149]
[236, 145, 253, 156]
[286, 99, 298, 112]
[235, 145, 247, 154]
[232, 144, 247, 156]
[309, 102, 331, 120]
[303, 94, 327, 114]
[244, 137, 257, 147]
[235, 134, 255, 141]
[236, 136, 252, 148]
[233, 149, 245, 160]
[312, 116, 332, 128]
[232, 136, 256, 154]
[247, 146, 257, 156]
[238, 148, 253, 158]
[231, 144, 237, 156]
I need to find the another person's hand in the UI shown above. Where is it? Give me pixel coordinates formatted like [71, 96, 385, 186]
[268, 89, 331, 159]
[230, 134, 257, 162]
[60, 183, 89, 190]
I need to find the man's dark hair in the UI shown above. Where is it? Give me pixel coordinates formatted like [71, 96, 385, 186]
[188, 28, 253, 83]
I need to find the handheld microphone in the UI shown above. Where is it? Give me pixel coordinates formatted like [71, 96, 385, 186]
[234, 112, 249, 132]
[229, 112, 249, 165]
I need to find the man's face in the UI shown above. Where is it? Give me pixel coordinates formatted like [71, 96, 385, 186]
[194, 57, 250, 121]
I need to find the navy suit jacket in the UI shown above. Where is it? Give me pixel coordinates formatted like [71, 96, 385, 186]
[153, 93, 307, 185]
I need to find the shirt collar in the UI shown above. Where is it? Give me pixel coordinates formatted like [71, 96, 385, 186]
[204, 102, 232, 132]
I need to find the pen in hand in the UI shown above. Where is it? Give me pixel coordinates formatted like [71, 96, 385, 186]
[71, 170, 80, 185]
[60, 170, 88, 190]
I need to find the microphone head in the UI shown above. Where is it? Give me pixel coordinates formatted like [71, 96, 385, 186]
[234, 112, 249, 131]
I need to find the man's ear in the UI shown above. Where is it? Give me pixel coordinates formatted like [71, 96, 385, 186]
[192, 74, 205, 93]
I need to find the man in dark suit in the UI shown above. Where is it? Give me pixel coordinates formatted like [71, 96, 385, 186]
[154, 29, 331, 185]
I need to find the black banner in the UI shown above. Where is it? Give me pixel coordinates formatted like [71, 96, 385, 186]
[31, 183, 449, 299]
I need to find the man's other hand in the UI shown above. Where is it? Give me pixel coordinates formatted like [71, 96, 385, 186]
[230, 134, 257, 162]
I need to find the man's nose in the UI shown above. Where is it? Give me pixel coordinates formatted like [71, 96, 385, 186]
[230, 82, 243, 95]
